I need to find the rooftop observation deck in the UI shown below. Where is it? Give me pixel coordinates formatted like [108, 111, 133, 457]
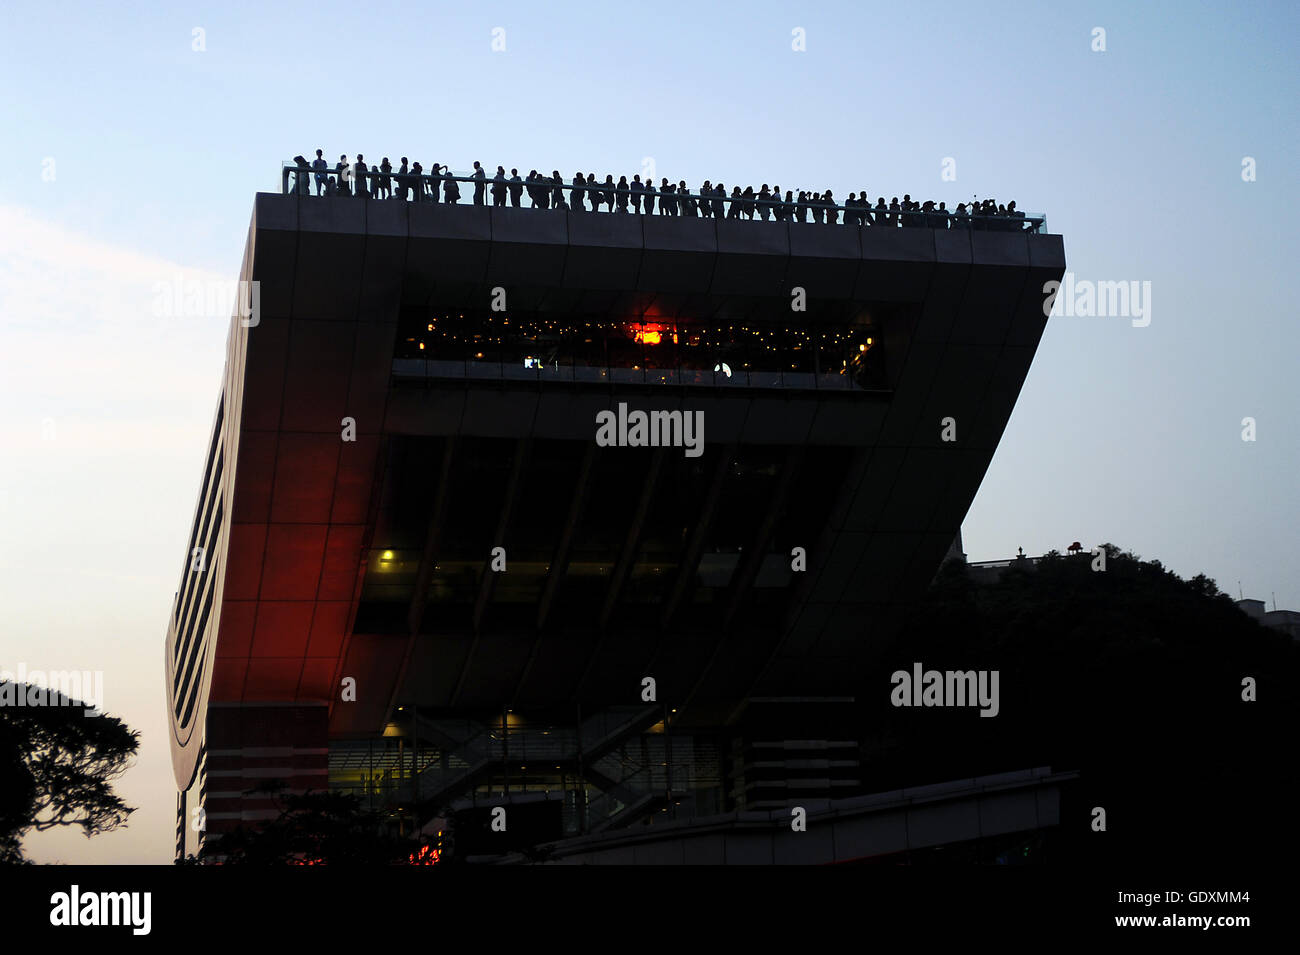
[280, 161, 1049, 233]
[256, 164, 1063, 401]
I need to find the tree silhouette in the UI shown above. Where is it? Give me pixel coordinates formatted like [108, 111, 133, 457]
[860, 544, 1299, 865]
[0, 684, 139, 863]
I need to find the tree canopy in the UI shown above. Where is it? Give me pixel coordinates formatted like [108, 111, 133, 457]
[0, 687, 139, 863]
[861, 544, 1299, 865]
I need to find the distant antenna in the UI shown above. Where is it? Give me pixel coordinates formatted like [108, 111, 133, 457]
[1238, 581, 1243, 600]
[1273, 592, 1277, 612]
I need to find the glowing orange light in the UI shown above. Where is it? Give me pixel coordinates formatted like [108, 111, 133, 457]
[409, 844, 441, 865]
[630, 322, 665, 346]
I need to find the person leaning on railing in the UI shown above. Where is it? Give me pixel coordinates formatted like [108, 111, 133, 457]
[492, 166, 507, 207]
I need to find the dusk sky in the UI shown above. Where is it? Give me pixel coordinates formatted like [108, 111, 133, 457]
[1, 0, 1296, 863]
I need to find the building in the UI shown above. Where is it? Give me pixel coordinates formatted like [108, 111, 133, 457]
[165, 175, 1065, 861]
[1236, 599, 1300, 641]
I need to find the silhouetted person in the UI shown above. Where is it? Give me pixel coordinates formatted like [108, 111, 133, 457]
[1008, 200, 1026, 231]
[395, 158, 409, 200]
[631, 175, 644, 213]
[444, 167, 460, 203]
[682, 180, 698, 216]
[324, 175, 337, 197]
[757, 184, 771, 220]
[410, 162, 423, 201]
[551, 171, 567, 210]
[378, 158, 392, 199]
[312, 149, 327, 195]
[698, 180, 712, 217]
[466, 161, 483, 205]
[617, 175, 630, 212]
[603, 175, 615, 211]
[643, 178, 656, 215]
[570, 172, 585, 212]
[492, 166, 507, 206]
[509, 168, 523, 207]
[660, 178, 675, 216]
[782, 189, 794, 221]
[825, 190, 838, 224]
[289, 155, 308, 196]
[981, 201, 994, 228]
[923, 200, 939, 228]
[713, 183, 726, 219]
[728, 186, 743, 219]
[355, 155, 368, 199]
[336, 154, 350, 194]
[426, 164, 441, 203]
[937, 201, 949, 229]
[772, 185, 785, 221]
[810, 189, 824, 224]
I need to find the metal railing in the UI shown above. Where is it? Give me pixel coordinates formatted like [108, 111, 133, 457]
[280, 161, 1046, 233]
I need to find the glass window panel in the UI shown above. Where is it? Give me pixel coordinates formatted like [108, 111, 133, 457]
[706, 323, 748, 386]
[640, 322, 677, 385]
[816, 327, 851, 390]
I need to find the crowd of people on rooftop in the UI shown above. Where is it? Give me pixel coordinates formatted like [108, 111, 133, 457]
[289, 150, 1039, 231]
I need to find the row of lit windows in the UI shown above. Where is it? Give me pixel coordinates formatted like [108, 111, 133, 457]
[396, 315, 880, 386]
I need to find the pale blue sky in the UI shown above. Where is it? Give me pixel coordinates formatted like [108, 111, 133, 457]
[1, 0, 1296, 862]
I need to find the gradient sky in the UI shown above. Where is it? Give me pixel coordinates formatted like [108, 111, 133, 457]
[1, 0, 1296, 863]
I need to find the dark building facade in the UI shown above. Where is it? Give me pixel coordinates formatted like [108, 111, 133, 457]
[165, 191, 1065, 861]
